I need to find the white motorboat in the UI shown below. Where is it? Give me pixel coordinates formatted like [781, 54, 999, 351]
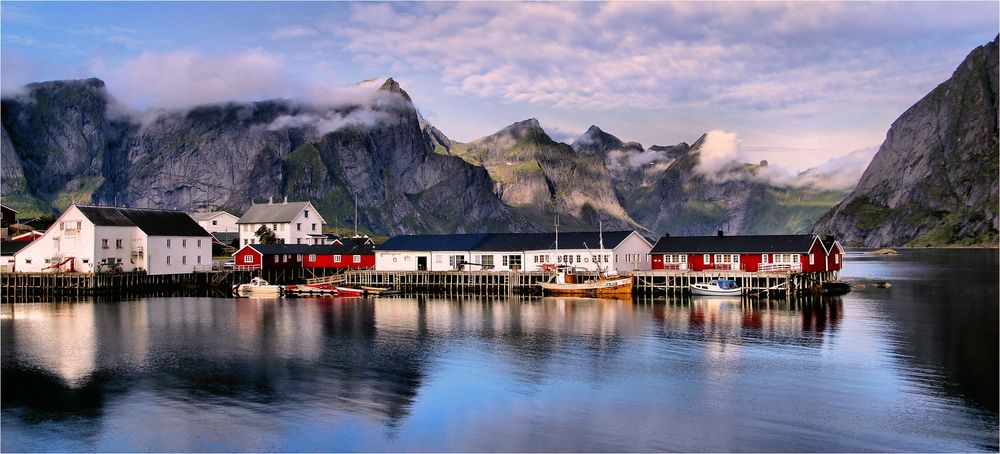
[690, 279, 741, 296]
[234, 277, 284, 297]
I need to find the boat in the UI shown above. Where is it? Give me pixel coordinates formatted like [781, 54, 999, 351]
[284, 283, 339, 296]
[233, 277, 284, 297]
[689, 279, 742, 296]
[538, 268, 633, 297]
[334, 286, 365, 297]
[360, 286, 395, 295]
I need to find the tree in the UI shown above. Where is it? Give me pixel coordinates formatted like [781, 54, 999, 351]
[255, 225, 277, 244]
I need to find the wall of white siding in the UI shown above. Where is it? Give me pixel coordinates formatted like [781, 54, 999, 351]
[15, 206, 98, 273]
[611, 232, 654, 272]
[237, 203, 326, 246]
[145, 235, 212, 275]
[197, 212, 239, 233]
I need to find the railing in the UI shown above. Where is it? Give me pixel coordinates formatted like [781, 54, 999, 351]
[663, 263, 688, 271]
[758, 263, 801, 272]
[233, 265, 260, 271]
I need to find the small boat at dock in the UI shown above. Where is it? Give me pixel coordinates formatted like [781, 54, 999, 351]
[690, 279, 741, 296]
[334, 286, 365, 297]
[234, 277, 284, 297]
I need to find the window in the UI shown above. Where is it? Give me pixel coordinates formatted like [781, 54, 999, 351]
[312, 223, 316, 231]
[272, 224, 277, 230]
[167, 239, 172, 248]
[244, 255, 253, 263]
[835, 254, 840, 264]
[166, 256, 171, 264]
[296, 254, 302, 262]
[197, 240, 202, 248]
[297, 238, 302, 244]
[353, 255, 361, 263]
[481, 255, 494, 269]
[665, 254, 687, 264]
[102, 239, 109, 249]
[297, 223, 301, 231]
[435, 255, 443, 264]
[449, 255, 463, 268]
[576, 255, 581, 263]
[116, 239, 123, 249]
[508, 255, 522, 268]
[197, 256, 202, 264]
[182, 239, 187, 248]
[59, 222, 65, 230]
[25, 259, 32, 264]
[305, 210, 309, 218]
[308, 254, 316, 263]
[809, 254, 815, 265]
[244, 239, 249, 245]
[334, 255, 342, 263]
[182, 256, 187, 265]
[212, 220, 218, 226]
[703, 254, 710, 264]
[762, 254, 769, 263]
[277, 238, 284, 244]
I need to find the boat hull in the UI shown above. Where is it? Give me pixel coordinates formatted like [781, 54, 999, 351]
[335, 286, 365, 296]
[539, 277, 633, 296]
[689, 285, 741, 296]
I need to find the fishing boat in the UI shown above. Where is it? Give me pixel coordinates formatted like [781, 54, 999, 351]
[233, 277, 284, 297]
[538, 268, 633, 296]
[689, 279, 741, 296]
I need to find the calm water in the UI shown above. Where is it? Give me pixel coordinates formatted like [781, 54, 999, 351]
[2, 249, 997, 452]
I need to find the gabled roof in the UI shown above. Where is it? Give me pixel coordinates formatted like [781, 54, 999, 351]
[819, 235, 843, 254]
[1, 204, 18, 214]
[377, 233, 491, 251]
[376, 231, 640, 252]
[189, 211, 237, 222]
[1, 240, 31, 256]
[335, 236, 374, 247]
[651, 234, 818, 254]
[76, 206, 210, 237]
[240, 244, 316, 255]
[237, 201, 315, 224]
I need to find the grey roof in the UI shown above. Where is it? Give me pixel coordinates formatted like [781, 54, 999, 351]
[189, 211, 236, 221]
[243, 244, 316, 255]
[376, 231, 638, 252]
[76, 206, 211, 237]
[211, 232, 239, 245]
[650, 234, 818, 254]
[237, 202, 313, 224]
[1, 240, 31, 256]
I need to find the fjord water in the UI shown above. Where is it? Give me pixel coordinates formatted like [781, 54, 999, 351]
[2, 250, 997, 452]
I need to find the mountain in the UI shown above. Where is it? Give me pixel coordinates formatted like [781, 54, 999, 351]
[815, 36, 999, 247]
[1, 78, 531, 234]
[569, 126, 845, 236]
[450, 119, 639, 230]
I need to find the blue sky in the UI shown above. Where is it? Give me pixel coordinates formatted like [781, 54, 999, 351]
[2, 1, 997, 172]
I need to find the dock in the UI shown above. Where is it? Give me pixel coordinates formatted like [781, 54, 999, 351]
[1, 268, 839, 298]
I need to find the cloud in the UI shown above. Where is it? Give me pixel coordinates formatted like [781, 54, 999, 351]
[265, 107, 390, 135]
[691, 130, 875, 191]
[331, 2, 997, 114]
[92, 48, 291, 109]
[267, 26, 318, 40]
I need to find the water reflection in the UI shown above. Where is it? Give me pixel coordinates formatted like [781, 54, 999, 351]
[1, 279, 995, 451]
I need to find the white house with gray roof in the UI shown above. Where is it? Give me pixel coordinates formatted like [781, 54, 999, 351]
[14, 205, 212, 275]
[237, 199, 327, 246]
[189, 210, 239, 234]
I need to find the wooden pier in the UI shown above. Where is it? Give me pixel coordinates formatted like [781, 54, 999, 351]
[342, 269, 840, 296]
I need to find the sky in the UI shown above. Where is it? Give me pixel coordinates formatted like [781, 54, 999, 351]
[1, 1, 997, 172]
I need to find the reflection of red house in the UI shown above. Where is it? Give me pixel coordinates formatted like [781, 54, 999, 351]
[303, 237, 375, 269]
[650, 231, 843, 272]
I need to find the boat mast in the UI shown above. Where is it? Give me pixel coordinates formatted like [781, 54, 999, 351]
[354, 195, 358, 237]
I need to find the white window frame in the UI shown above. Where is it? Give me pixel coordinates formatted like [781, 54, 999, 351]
[703, 254, 710, 265]
[244, 255, 254, 264]
[334, 255, 342, 263]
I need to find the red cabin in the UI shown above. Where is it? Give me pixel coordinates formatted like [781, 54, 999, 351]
[302, 238, 375, 269]
[232, 244, 313, 270]
[650, 232, 843, 273]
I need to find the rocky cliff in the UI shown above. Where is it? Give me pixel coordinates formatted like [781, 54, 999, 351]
[450, 119, 639, 230]
[815, 37, 999, 247]
[1, 78, 530, 234]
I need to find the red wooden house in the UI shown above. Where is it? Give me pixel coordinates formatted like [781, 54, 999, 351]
[650, 231, 843, 273]
[232, 244, 314, 270]
[302, 237, 375, 269]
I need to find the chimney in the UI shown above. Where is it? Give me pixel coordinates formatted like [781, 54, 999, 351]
[824, 234, 835, 243]
[717, 229, 724, 237]
[268, 196, 273, 204]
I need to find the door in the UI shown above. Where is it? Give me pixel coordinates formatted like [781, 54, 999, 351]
[417, 256, 428, 271]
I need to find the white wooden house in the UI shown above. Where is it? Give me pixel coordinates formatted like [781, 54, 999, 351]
[13, 205, 212, 275]
[237, 199, 327, 246]
[374, 231, 653, 273]
[189, 211, 239, 234]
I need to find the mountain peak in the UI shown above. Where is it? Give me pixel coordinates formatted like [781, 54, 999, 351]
[378, 77, 412, 102]
[573, 124, 629, 155]
[497, 118, 545, 138]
